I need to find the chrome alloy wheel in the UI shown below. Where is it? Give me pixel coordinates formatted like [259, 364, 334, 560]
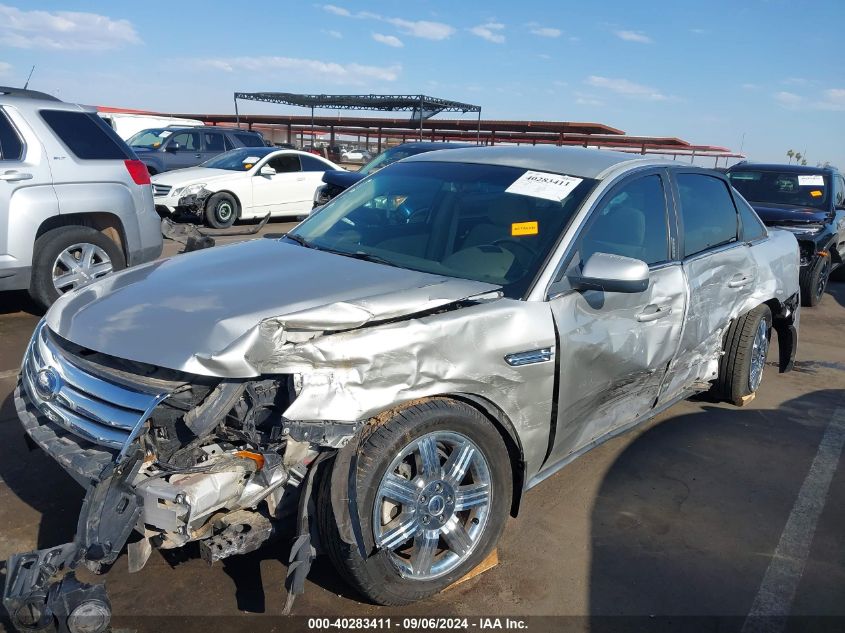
[749, 317, 770, 392]
[373, 431, 492, 580]
[52, 243, 113, 294]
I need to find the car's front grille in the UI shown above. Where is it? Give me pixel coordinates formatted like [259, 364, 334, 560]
[21, 322, 168, 453]
[152, 183, 172, 197]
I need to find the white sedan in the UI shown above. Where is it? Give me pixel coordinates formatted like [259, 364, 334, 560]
[151, 148, 343, 228]
[341, 148, 372, 163]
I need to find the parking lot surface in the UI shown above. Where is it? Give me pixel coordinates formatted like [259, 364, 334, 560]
[0, 225, 843, 631]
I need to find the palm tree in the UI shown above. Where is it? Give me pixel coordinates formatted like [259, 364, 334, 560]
[795, 152, 802, 164]
[801, 159, 807, 166]
[787, 149, 795, 164]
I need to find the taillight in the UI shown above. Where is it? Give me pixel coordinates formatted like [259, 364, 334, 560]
[124, 159, 151, 185]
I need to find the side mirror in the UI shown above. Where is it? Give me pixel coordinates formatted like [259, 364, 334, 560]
[165, 143, 180, 153]
[568, 252, 650, 293]
[259, 165, 277, 176]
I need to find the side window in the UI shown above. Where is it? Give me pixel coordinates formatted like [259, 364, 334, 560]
[568, 174, 670, 274]
[0, 110, 23, 161]
[300, 154, 335, 171]
[837, 175, 845, 207]
[235, 133, 264, 148]
[40, 110, 130, 160]
[734, 192, 767, 241]
[223, 135, 235, 151]
[677, 173, 738, 257]
[169, 131, 200, 151]
[267, 154, 301, 173]
[203, 132, 225, 152]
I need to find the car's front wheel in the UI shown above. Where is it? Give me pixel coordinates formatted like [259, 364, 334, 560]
[318, 399, 511, 605]
[205, 192, 238, 229]
[799, 253, 831, 307]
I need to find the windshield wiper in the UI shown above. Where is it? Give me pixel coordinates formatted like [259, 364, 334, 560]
[324, 249, 398, 267]
[284, 233, 314, 248]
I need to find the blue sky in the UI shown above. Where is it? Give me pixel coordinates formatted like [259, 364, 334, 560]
[2, 1, 844, 167]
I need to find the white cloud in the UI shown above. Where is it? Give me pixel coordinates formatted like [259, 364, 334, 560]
[774, 91, 804, 107]
[530, 26, 561, 38]
[742, 83, 759, 90]
[321, 6, 454, 40]
[188, 56, 401, 84]
[575, 92, 604, 107]
[538, 53, 551, 60]
[690, 28, 707, 35]
[0, 4, 140, 51]
[470, 22, 505, 44]
[372, 32, 403, 48]
[820, 88, 845, 110]
[586, 75, 667, 101]
[0, 61, 10, 75]
[323, 4, 351, 16]
[322, 29, 343, 39]
[614, 29, 653, 44]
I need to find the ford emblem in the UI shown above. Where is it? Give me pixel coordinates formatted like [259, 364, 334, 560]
[34, 368, 62, 401]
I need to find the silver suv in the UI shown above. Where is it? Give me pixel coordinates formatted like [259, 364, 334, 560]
[0, 87, 162, 308]
[5, 146, 800, 631]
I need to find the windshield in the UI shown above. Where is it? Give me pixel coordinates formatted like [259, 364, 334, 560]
[289, 161, 597, 298]
[727, 170, 830, 210]
[359, 146, 436, 176]
[127, 128, 173, 149]
[201, 147, 275, 171]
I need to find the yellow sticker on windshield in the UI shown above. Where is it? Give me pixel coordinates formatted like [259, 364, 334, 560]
[512, 221, 538, 236]
[811, 190, 822, 197]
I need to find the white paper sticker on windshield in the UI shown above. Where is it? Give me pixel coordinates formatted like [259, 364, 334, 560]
[505, 171, 583, 202]
[243, 156, 260, 163]
[798, 175, 824, 186]
[159, 130, 172, 138]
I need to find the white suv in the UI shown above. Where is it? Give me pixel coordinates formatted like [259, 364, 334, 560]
[0, 87, 162, 308]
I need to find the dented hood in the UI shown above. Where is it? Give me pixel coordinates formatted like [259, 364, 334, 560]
[45, 239, 499, 377]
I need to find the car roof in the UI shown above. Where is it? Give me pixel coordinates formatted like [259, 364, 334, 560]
[405, 145, 673, 180]
[728, 162, 839, 175]
[392, 141, 474, 150]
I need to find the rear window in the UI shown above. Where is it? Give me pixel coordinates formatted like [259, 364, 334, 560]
[234, 132, 264, 148]
[41, 110, 130, 160]
[0, 110, 24, 160]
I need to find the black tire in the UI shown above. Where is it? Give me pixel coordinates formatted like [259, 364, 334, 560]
[317, 398, 512, 606]
[204, 192, 238, 229]
[29, 226, 125, 309]
[713, 304, 772, 405]
[799, 254, 831, 307]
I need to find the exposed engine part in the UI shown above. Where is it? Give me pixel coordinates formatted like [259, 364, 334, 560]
[199, 509, 278, 564]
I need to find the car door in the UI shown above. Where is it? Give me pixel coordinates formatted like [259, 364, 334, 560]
[299, 154, 336, 211]
[544, 170, 686, 465]
[657, 170, 757, 403]
[0, 106, 56, 279]
[200, 130, 226, 163]
[163, 131, 202, 170]
[250, 153, 305, 216]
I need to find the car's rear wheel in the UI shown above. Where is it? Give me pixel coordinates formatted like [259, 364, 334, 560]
[205, 193, 238, 229]
[714, 304, 772, 405]
[799, 253, 830, 307]
[29, 226, 125, 309]
[318, 399, 511, 605]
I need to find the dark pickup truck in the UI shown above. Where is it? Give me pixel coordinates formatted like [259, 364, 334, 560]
[727, 163, 845, 306]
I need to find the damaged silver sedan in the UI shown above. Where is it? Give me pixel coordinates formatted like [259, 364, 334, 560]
[5, 146, 801, 632]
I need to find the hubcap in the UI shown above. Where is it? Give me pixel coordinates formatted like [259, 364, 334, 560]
[52, 243, 113, 294]
[749, 318, 769, 392]
[217, 201, 233, 222]
[373, 431, 491, 580]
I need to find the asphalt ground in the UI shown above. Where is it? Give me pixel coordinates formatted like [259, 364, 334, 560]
[0, 224, 843, 633]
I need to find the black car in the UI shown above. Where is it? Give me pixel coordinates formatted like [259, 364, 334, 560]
[127, 127, 266, 175]
[726, 163, 845, 306]
[313, 142, 474, 207]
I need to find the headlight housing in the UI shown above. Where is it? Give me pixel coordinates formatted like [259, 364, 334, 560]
[172, 183, 207, 199]
[313, 184, 332, 206]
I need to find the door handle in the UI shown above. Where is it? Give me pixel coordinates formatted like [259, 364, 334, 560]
[637, 303, 672, 322]
[195, 153, 202, 158]
[0, 170, 33, 182]
[296, 176, 306, 181]
[728, 275, 754, 288]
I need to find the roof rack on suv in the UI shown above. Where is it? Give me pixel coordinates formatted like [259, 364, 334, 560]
[0, 86, 61, 101]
